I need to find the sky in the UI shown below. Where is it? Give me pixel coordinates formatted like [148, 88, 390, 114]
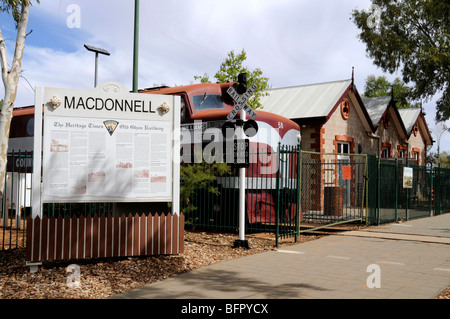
[1, 0, 448, 154]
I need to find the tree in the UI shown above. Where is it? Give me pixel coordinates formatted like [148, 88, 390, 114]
[363, 74, 421, 108]
[0, 0, 37, 197]
[351, 0, 449, 121]
[194, 49, 270, 109]
[427, 150, 450, 168]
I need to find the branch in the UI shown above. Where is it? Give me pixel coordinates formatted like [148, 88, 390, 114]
[10, 2, 30, 78]
[0, 28, 8, 84]
[404, 1, 437, 48]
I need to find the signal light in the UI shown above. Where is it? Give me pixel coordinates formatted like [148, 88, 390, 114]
[244, 119, 258, 137]
[236, 73, 247, 95]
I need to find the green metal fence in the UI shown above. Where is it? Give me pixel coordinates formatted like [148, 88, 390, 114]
[435, 166, 450, 216]
[1, 151, 32, 250]
[367, 157, 450, 225]
[180, 144, 301, 245]
[3, 149, 450, 251]
[300, 151, 367, 229]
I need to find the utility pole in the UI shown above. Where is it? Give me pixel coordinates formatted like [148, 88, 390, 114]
[133, 0, 139, 92]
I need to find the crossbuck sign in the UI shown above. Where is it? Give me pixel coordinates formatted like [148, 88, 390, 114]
[226, 83, 258, 120]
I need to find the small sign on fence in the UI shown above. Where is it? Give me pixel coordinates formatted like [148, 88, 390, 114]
[342, 165, 351, 180]
[403, 167, 413, 188]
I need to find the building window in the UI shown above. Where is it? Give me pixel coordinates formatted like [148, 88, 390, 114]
[397, 145, 407, 158]
[334, 135, 355, 155]
[412, 147, 421, 165]
[340, 99, 350, 120]
[381, 142, 392, 158]
[337, 142, 350, 154]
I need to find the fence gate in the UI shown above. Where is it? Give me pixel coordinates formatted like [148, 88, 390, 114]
[300, 151, 367, 231]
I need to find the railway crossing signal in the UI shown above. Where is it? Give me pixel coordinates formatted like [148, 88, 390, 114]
[224, 73, 259, 249]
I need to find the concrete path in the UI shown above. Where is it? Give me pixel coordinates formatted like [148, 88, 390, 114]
[112, 214, 450, 300]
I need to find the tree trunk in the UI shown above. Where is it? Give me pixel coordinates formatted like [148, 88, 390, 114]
[0, 3, 30, 198]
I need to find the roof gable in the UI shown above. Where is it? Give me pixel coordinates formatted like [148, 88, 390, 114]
[398, 108, 422, 134]
[362, 96, 408, 139]
[362, 96, 392, 127]
[260, 79, 374, 131]
[398, 108, 433, 145]
[260, 79, 352, 119]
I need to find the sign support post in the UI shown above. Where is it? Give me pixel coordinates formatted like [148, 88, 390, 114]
[236, 107, 248, 248]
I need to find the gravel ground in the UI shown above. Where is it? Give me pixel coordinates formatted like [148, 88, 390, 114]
[0, 229, 448, 299]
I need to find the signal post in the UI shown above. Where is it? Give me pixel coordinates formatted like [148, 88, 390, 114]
[224, 73, 258, 249]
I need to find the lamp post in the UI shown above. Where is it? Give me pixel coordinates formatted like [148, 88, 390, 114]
[84, 44, 110, 87]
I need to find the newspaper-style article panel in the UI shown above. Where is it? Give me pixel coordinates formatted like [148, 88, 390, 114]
[42, 116, 172, 202]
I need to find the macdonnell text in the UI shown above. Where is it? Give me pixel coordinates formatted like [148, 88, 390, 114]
[64, 96, 156, 113]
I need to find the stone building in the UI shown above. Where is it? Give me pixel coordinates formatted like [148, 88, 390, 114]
[260, 78, 433, 163]
[259, 77, 434, 214]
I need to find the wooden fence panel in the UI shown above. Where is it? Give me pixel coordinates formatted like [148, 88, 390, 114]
[25, 213, 184, 262]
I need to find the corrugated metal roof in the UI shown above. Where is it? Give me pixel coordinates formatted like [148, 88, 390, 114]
[260, 79, 352, 119]
[361, 96, 391, 126]
[398, 108, 421, 134]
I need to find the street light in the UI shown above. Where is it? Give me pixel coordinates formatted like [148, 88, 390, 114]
[84, 44, 110, 87]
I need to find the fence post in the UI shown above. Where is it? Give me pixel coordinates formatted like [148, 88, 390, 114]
[406, 157, 409, 221]
[395, 158, 398, 222]
[429, 163, 433, 217]
[295, 146, 301, 243]
[365, 154, 377, 225]
[275, 143, 281, 247]
[435, 166, 440, 216]
[377, 157, 381, 225]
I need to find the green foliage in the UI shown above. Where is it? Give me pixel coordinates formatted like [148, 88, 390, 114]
[180, 162, 231, 214]
[351, 0, 449, 120]
[427, 151, 450, 168]
[0, 0, 39, 25]
[194, 49, 271, 109]
[363, 74, 421, 108]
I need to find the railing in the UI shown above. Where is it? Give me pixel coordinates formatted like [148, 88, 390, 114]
[3, 149, 450, 251]
[180, 145, 301, 246]
[1, 151, 32, 250]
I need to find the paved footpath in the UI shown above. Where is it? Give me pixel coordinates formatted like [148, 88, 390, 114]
[112, 214, 450, 300]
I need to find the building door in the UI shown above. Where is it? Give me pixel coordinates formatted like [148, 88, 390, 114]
[337, 142, 351, 207]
